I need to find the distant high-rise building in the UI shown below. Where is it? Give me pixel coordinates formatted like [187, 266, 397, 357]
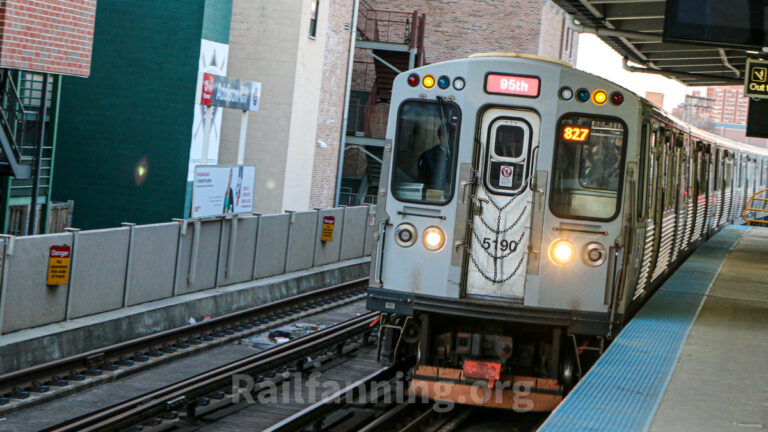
[706, 85, 749, 125]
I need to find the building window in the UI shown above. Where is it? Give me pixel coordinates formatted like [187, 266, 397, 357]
[309, 0, 319, 38]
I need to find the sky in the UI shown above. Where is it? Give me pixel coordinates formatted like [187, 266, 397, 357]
[575, 34, 706, 112]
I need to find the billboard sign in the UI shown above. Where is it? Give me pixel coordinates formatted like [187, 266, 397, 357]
[199, 73, 261, 112]
[192, 165, 256, 218]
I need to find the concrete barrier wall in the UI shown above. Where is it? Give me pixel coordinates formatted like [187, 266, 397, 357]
[0, 206, 373, 334]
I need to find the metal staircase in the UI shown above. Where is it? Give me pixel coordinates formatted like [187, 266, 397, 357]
[0, 70, 32, 178]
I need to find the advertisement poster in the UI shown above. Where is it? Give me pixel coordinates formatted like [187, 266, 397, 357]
[192, 165, 255, 218]
[188, 39, 229, 181]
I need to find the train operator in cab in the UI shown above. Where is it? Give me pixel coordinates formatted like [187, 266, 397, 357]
[417, 124, 454, 199]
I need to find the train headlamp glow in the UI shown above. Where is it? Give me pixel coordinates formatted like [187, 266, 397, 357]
[592, 89, 608, 105]
[423, 75, 436, 89]
[422, 226, 446, 252]
[549, 239, 575, 265]
[583, 242, 607, 267]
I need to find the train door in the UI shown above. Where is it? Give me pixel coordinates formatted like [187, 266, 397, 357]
[650, 128, 674, 283]
[632, 120, 655, 299]
[463, 108, 539, 299]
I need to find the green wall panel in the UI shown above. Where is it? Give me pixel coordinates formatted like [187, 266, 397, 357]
[202, 0, 233, 44]
[53, 0, 211, 229]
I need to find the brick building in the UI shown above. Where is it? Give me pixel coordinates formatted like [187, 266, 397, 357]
[218, 0, 355, 212]
[339, 0, 579, 205]
[706, 85, 749, 125]
[0, 0, 96, 234]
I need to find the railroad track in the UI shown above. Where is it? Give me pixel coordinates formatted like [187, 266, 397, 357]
[40, 311, 381, 432]
[0, 278, 369, 413]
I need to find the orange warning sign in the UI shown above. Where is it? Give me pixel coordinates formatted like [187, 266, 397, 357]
[47, 245, 71, 286]
[463, 360, 502, 381]
[321, 216, 335, 242]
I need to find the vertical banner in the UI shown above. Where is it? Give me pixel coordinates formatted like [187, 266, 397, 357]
[188, 39, 230, 182]
[192, 165, 256, 218]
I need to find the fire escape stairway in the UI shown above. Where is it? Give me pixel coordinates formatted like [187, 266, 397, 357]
[0, 71, 32, 178]
[371, 49, 412, 101]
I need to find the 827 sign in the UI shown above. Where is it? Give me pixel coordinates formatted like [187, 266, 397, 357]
[481, 237, 518, 253]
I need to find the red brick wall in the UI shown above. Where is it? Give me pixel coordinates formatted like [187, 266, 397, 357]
[310, 0, 355, 208]
[370, 0, 550, 64]
[0, 0, 96, 77]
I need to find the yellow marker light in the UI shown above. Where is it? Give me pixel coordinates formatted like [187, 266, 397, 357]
[549, 239, 575, 265]
[592, 89, 608, 105]
[423, 74, 436, 89]
[423, 226, 446, 252]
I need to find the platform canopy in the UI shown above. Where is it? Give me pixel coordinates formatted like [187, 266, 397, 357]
[552, 0, 750, 86]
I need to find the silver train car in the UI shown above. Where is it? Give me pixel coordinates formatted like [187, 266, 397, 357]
[366, 53, 768, 410]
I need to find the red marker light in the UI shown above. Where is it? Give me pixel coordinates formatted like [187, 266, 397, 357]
[611, 92, 624, 105]
[407, 73, 419, 87]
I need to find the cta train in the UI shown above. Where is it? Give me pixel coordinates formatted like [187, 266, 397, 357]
[366, 53, 768, 410]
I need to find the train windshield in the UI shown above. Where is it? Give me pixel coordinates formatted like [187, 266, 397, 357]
[391, 100, 461, 204]
[550, 115, 626, 221]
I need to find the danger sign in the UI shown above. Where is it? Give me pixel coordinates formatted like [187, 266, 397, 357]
[47, 245, 71, 286]
[321, 216, 335, 242]
[499, 165, 514, 188]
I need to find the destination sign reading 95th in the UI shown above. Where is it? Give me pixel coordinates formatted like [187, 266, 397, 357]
[485, 73, 540, 97]
[745, 58, 768, 99]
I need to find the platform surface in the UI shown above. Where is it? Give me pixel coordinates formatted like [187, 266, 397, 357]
[539, 226, 768, 432]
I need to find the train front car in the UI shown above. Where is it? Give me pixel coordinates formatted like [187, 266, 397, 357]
[367, 54, 639, 410]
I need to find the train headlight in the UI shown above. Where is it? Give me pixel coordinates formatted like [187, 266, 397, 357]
[422, 226, 446, 252]
[583, 242, 607, 267]
[549, 239, 575, 265]
[395, 223, 417, 248]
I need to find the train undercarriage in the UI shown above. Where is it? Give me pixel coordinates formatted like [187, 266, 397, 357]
[377, 311, 606, 411]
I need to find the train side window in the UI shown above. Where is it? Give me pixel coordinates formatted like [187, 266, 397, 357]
[637, 121, 649, 221]
[484, 119, 530, 194]
[391, 99, 461, 205]
[550, 114, 626, 221]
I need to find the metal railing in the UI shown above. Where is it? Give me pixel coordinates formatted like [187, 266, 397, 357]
[0, 70, 29, 165]
[357, 0, 418, 47]
[744, 188, 768, 225]
[339, 192, 377, 206]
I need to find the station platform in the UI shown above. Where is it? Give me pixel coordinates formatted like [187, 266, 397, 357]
[540, 225, 768, 432]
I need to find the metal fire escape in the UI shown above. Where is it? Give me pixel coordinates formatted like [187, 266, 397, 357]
[340, 1, 426, 205]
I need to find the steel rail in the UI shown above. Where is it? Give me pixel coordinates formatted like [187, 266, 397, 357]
[42, 311, 380, 432]
[0, 277, 368, 402]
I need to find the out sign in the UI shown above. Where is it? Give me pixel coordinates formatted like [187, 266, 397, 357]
[321, 216, 335, 242]
[47, 245, 71, 286]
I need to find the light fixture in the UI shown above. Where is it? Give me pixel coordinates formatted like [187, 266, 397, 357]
[408, 73, 419, 87]
[591, 89, 608, 105]
[453, 77, 465, 90]
[559, 87, 574, 101]
[437, 75, 451, 89]
[422, 226, 446, 252]
[549, 239, 575, 265]
[576, 88, 590, 102]
[611, 91, 624, 105]
[395, 223, 417, 248]
[423, 74, 436, 89]
[582, 242, 607, 267]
